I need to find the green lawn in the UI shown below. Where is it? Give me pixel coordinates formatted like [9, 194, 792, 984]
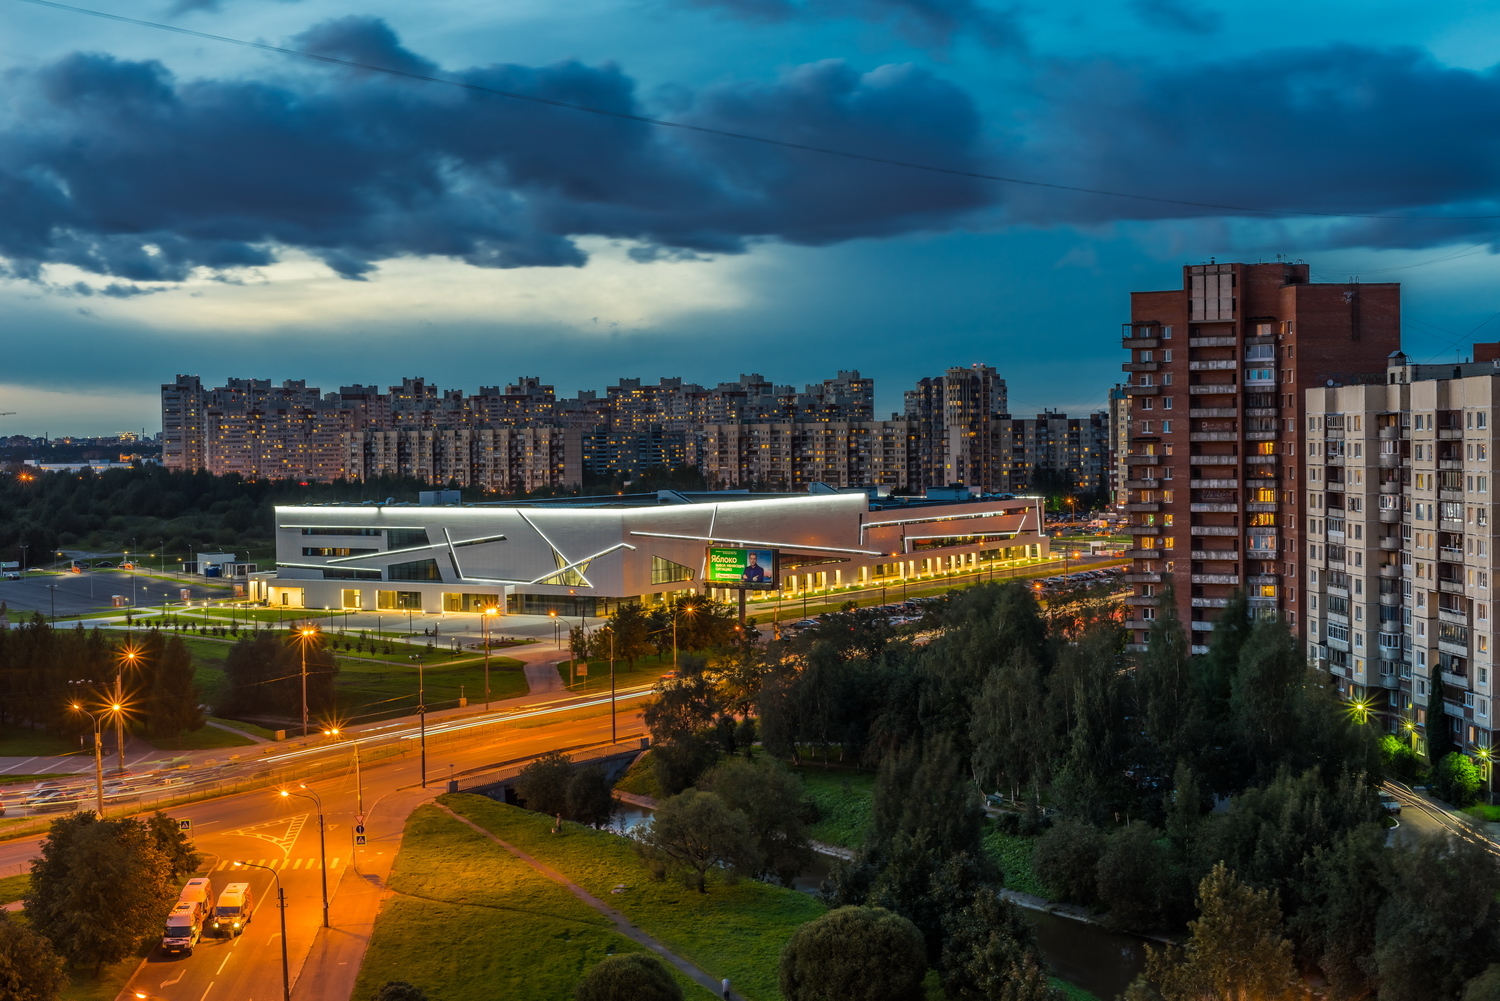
[557, 656, 676, 695]
[334, 652, 527, 723]
[354, 803, 716, 1001]
[0, 728, 83, 757]
[442, 793, 826, 1001]
[0, 773, 75, 786]
[151, 725, 257, 751]
[983, 828, 1049, 899]
[796, 766, 875, 850]
[614, 752, 663, 798]
[0, 872, 27, 906]
[209, 717, 276, 739]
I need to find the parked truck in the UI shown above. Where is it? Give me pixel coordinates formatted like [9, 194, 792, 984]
[160, 902, 201, 955]
[211, 883, 254, 937]
[179, 876, 214, 920]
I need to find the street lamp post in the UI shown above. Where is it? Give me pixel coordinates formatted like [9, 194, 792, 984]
[114, 647, 139, 774]
[280, 786, 330, 928]
[483, 606, 498, 709]
[69, 701, 116, 816]
[235, 861, 290, 1001]
[609, 628, 617, 744]
[297, 626, 318, 736]
[324, 728, 363, 814]
[409, 654, 427, 787]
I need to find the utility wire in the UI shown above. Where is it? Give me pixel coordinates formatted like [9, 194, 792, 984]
[11, 0, 1500, 224]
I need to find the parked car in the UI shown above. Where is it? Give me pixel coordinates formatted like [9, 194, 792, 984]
[1379, 792, 1403, 815]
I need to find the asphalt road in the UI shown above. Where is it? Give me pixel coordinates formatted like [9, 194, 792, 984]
[0, 570, 225, 618]
[0, 691, 649, 1001]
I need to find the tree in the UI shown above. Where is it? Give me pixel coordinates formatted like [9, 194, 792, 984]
[1432, 752, 1482, 807]
[1227, 618, 1305, 786]
[645, 672, 722, 794]
[1375, 832, 1500, 1001]
[0, 909, 67, 1001]
[869, 735, 984, 859]
[566, 765, 618, 829]
[1145, 862, 1300, 1001]
[26, 813, 176, 976]
[1031, 819, 1104, 905]
[699, 756, 816, 886]
[373, 983, 428, 1001]
[971, 649, 1051, 803]
[940, 888, 1055, 1001]
[575, 953, 682, 1001]
[145, 811, 201, 881]
[1289, 824, 1386, 1000]
[779, 906, 926, 1001]
[1094, 822, 1181, 933]
[604, 604, 655, 669]
[636, 789, 759, 893]
[1134, 585, 1196, 777]
[1465, 965, 1500, 1001]
[514, 752, 574, 818]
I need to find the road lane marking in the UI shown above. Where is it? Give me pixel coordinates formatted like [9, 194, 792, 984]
[331, 857, 340, 867]
[217, 951, 234, 974]
[292, 858, 303, 869]
[198, 981, 213, 1001]
[161, 971, 186, 987]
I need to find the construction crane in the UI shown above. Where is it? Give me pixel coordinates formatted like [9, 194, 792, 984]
[0, 413, 13, 416]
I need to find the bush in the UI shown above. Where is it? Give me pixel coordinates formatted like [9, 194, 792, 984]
[780, 906, 926, 1001]
[1094, 822, 1181, 932]
[1432, 752, 1482, 808]
[374, 983, 427, 1001]
[1381, 734, 1423, 784]
[575, 953, 682, 1001]
[1032, 818, 1104, 904]
[514, 752, 574, 818]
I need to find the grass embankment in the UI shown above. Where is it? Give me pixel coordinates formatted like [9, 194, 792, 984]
[0, 872, 27, 905]
[556, 656, 675, 694]
[354, 803, 718, 1001]
[441, 794, 825, 1001]
[613, 753, 663, 798]
[0, 729, 82, 757]
[795, 766, 875, 849]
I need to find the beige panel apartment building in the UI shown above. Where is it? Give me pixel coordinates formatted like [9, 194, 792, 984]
[1305, 348, 1500, 762]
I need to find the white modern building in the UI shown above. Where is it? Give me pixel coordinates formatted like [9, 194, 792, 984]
[1305, 347, 1500, 762]
[254, 488, 1050, 616]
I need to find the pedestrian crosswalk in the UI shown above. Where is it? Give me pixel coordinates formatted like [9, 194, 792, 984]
[212, 858, 342, 871]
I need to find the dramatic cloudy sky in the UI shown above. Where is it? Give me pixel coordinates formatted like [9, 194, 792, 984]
[3, 0, 1500, 434]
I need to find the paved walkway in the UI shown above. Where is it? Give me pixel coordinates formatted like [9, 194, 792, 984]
[434, 802, 739, 1001]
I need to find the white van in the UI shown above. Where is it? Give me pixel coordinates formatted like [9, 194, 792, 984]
[179, 876, 214, 921]
[161, 902, 201, 955]
[212, 883, 254, 937]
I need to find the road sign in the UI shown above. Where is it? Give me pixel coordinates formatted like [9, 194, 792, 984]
[178, 819, 191, 834]
[355, 814, 365, 826]
[355, 824, 366, 836]
[355, 834, 367, 846]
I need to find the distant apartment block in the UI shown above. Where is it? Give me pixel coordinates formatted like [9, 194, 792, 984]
[905, 365, 1008, 492]
[1121, 262, 1400, 653]
[1305, 347, 1500, 761]
[995, 410, 1109, 498]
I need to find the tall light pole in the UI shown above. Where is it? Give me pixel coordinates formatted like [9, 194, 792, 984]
[45, 583, 58, 623]
[280, 786, 329, 928]
[70, 701, 117, 816]
[297, 625, 318, 736]
[235, 861, 289, 1001]
[324, 728, 362, 814]
[114, 646, 139, 774]
[409, 653, 426, 787]
[609, 628, 617, 743]
[483, 606, 498, 709]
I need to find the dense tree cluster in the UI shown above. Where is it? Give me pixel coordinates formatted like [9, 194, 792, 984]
[220, 628, 339, 723]
[0, 616, 203, 740]
[512, 751, 618, 828]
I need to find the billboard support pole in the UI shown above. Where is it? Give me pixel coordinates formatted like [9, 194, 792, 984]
[738, 588, 747, 625]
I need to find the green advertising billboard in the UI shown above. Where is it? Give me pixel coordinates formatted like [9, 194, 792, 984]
[705, 547, 778, 589]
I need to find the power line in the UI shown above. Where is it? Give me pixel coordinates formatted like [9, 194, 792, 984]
[11, 0, 1500, 224]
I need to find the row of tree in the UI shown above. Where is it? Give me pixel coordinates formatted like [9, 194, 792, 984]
[0, 616, 203, 740]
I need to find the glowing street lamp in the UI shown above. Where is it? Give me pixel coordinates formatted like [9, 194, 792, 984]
[70, 701, 122, 816]
[279, 786, 329, 928]
[483, 605, 499, 708]
[295, 625, 319, 736]
[234, 861, 289, 1001]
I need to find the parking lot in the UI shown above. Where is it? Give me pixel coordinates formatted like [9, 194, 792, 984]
[0, 569, 229, 619]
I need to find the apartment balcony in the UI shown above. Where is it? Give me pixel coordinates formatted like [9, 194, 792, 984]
[1124, 479, 1161, 490]
[1246, 454, 1277, 464]
[1192, 550, 1240, 561]
[1193, 455, 1239, 466]
[1125, 385, 1161, 397]
[1124, 572, 1162, 584]
[1123, 362, 1160, 372]
[1438, 607, 1469, 625]
[1122, 336, 1160, 349]
[1439, 459, 1464, 471]
[1327, 583, 1349, 597]
[1126, 549, 1162, 559]
[1191, 432, 1239, 442]
[1192, 525, 1239, 536]
[1246, 407, 1279, 418]
[1125, 454, 1162, 465]
[1380, 480, 1401, 494]
[1192, 597, 1231, 608]
[1190, 407, 1239, 418]
[1380, 509, 1401, 523]
[1191, 503, 1242, 513]
[1125, 502, 1161, 513]
[1190, 479, 1240, 489]
[1124, 595, 1157, 606]
[1439, 578, 1466, 594]
[1189, 336, 1236, 347]
[1440, 546, 1465, 560]
[1325, 454, 1345, 466]
[1247, 502, 1278, 513]
[1326, 481, 1345, 492]
[1190, 621, 1216, 631]
[1379, 426, 1401, 439]
[1189, 384, 1237, 394]
[1245, 431, 1279, 441]
[1439, 428, 1464, 440]
[1379, 564, 1401, 579]
[1378, 453, 1400, 468]
[1379, 536, 1400, 551]
[1123, 619, 1152, 632]
[1192, 573, 1240, 585]
[1378, 590, 1400, 606]
[1189, 360, 1237, 371]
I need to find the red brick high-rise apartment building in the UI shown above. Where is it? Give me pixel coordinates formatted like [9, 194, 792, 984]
[1121, 262, 1400, 652]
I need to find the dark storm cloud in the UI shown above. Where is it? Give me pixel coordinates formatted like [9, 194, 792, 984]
[1020, 44, 1500, 246]
[674, 0, 1024, 50]
[0, 17, 994, 285]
